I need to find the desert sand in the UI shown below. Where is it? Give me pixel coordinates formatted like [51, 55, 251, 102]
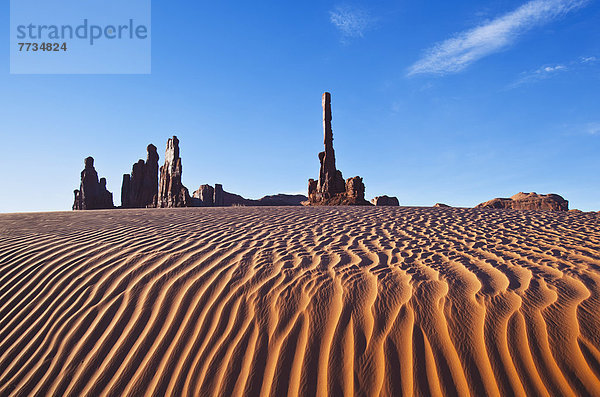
[0, 206, 599, 396]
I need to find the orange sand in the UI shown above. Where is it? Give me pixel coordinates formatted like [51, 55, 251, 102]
[0, 206, 599, 396]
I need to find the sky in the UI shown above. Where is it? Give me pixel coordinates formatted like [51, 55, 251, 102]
[1, 0, 599, 212]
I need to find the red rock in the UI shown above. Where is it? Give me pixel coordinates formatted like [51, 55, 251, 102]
[157, 136, 191, 208]
[73, 157, 114, 210]
[121, 144, 159, 208]
[257, 194, 308, 206]
[372, 196, 400, 206]
[476, 192, 568, 211]
[308, 93, 370, 206]
[192, 183, 308, 207]
[192, 184, 214, 207]
[214, 183, 224, 207]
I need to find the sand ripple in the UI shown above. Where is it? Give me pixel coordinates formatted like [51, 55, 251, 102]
[0, 207, 599, 396]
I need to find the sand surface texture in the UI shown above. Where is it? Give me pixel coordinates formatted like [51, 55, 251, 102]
[0, 207, 599, 396]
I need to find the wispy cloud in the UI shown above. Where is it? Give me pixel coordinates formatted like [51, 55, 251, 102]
[508, 55, 597, 88]
[509, 63, 568, 87]
[587, 122, 600, 135]
[407, 0, 589, 76]
[329, 5, 374, 40]
[559, 121, 600, 136]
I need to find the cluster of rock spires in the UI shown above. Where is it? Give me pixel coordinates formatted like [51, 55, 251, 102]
[73, 136, 307, 210]
[476, 192, 569, 211]
[72, 157, 114, 210]
[307, 93, 397, 206]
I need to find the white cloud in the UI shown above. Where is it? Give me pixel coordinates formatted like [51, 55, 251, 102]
[542, 65, 567, 72]
[329, 6, 373, 40]
[407, 0, 589, 76]
[581, 56, 597, 63]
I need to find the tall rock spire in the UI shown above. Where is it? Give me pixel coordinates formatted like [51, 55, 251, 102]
[157, 136, 191, 208]
[317, 92, 346, 199]
[308, 92, 370, 206]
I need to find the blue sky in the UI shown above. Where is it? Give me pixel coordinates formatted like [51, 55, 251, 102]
[1, 0, 599, 212]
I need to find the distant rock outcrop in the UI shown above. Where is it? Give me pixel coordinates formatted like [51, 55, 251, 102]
[73, 157, 114, 210]
[257, 194, 308, 206]
[434, 203, 450, 208]
[372, 196, 399, 206]
[158, 136, 191, 208]
[192, 184, 215, 207]
[223, 192, 308, 207]
[121, 144, 159, 208]
[476, 192, 569, 211]
[307, 93, 371, 206]
[192, 184, 307, 207]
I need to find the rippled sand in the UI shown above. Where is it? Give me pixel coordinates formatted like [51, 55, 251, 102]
[1, 207, 599, 396]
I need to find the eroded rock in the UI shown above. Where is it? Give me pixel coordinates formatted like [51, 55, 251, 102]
[476, 192, 568, 211]
[214, 184, 224, 207]
[372, 196, 400, 206]
[157, 136, 191, 208]
[307, 93, 370, 206]
[192, 184, 214, 207]
[121, 144, 159, 208]
[73, 157, 114, 210]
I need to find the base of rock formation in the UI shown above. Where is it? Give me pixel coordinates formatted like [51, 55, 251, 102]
[308, 176, 371, 206]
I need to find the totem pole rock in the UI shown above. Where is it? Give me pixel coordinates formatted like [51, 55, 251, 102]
[73, 156, 114, 210]
[157, 136, 191, 208]
[307, 93, 370, 206]
[317, 92, 346, 199]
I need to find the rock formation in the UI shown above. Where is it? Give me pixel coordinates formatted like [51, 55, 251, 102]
[476, 192, 569, 211]
[307, 93, 371, 206]
[214, 184, 224, 207]
[121, 175, 131, 208]
[257, 194, 308, 206]
[372, 196, 399, 206]
[121, 144, 159, 208]
[434, 203, 451, 208]
[192, 184, 308, 207]
[158, 136, 191, 208]
[73, 157, 114, 210]
[192, 184, 214, 207]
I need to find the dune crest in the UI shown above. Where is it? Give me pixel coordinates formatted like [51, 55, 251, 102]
[1, 207, 599, 396]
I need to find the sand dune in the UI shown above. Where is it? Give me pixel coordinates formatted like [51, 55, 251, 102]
[0, 207, 599, 396]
